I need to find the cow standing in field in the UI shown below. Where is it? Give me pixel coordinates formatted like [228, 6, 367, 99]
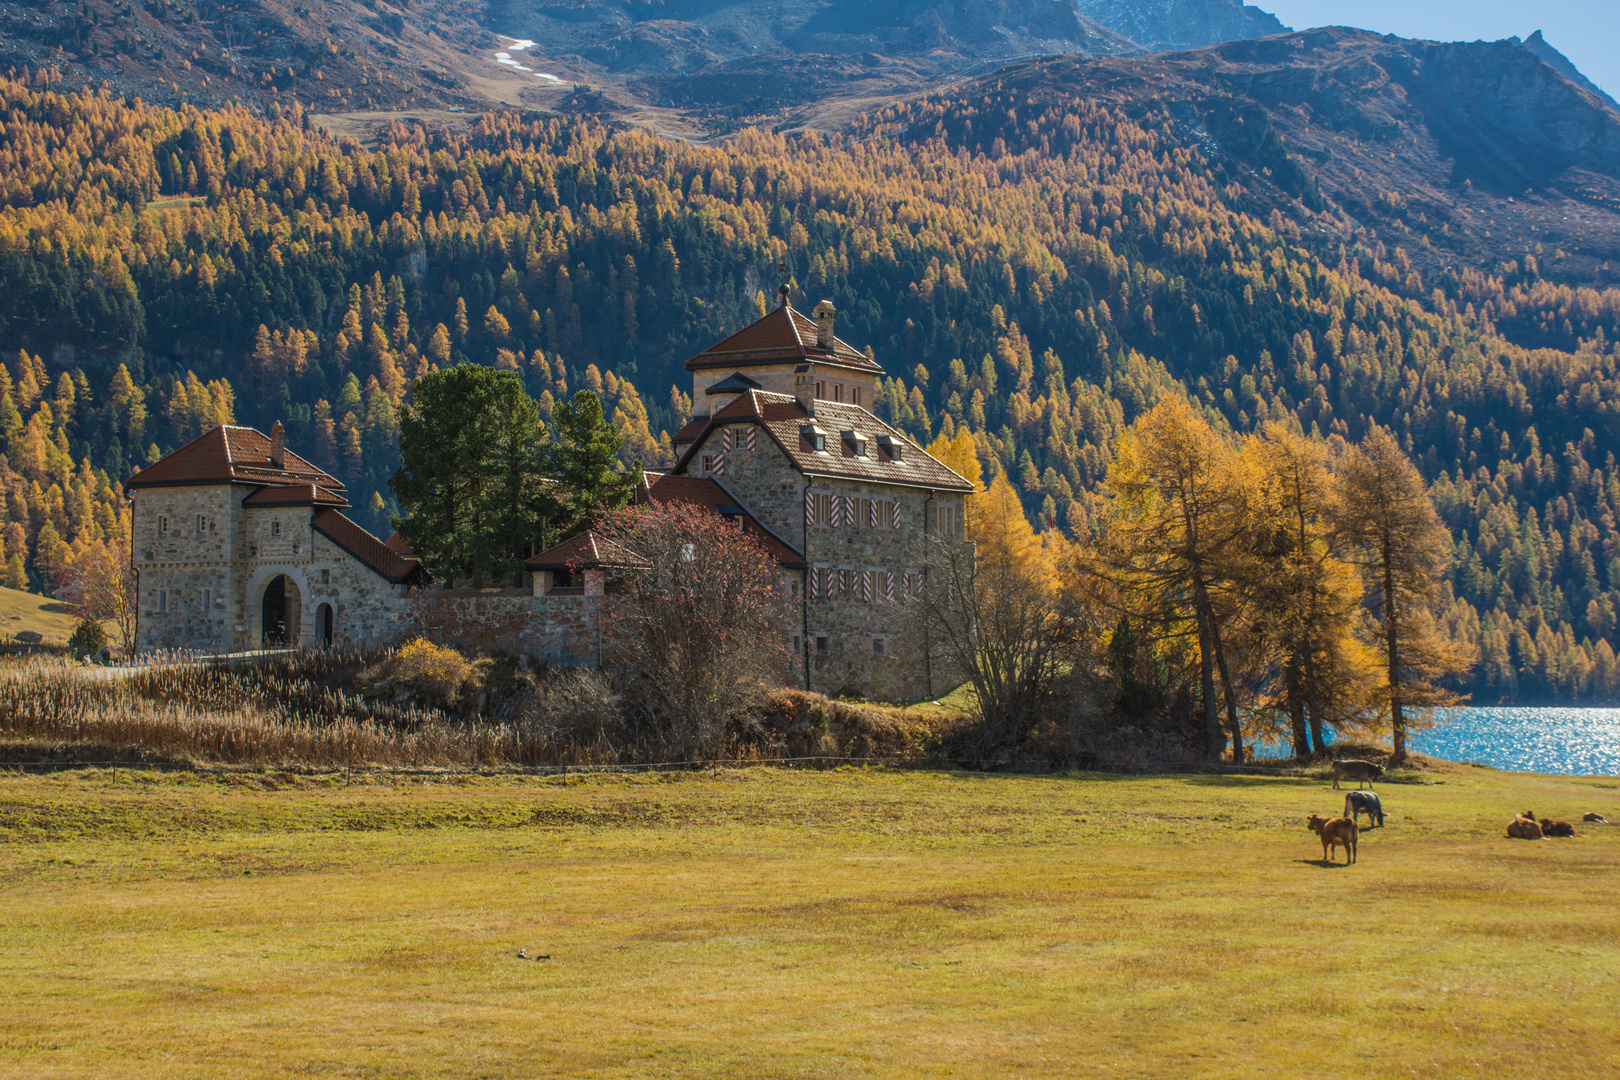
[1307, 814, 1359, 864]
[1344, 790, 1385, 828]
[1331, 759, 1385, 789]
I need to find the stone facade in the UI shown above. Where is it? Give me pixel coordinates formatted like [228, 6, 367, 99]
[133, 483, 413, 653]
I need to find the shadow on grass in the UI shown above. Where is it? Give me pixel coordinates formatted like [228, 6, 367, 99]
[1295, 859, 1358, 868]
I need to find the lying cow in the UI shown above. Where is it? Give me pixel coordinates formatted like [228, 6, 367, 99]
[1506, 814, 1544, 840]
[1307, 813, 1359, 864]
[1344, 790, 1385, 828]
[1522, 811, 1576, 838]
[1331, 759, 1385, 790]
[1583, 813, 1607, 823]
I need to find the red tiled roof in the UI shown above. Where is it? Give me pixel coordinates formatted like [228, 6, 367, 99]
[313, 509, 429, 585]
[678, 391, 975, 492]
[523, 530, 649, 571]
[636, 474, 806, 567]
[684, 304, 883, 374]
[670, 418, 707, 445]
[241, 483, 347, 507]
[385, 532, 414, 556]
[128, 425, 344, 495]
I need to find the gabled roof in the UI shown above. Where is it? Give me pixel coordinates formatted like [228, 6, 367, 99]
[684, 304, 883, 374]
[676, 391, 975, 492]
[523, 530, 649, 572]
[636, 474, 806, 568]
[128, 425, 344, 495]
[313, 509, 429, 585]
[242, 482, 347, 508]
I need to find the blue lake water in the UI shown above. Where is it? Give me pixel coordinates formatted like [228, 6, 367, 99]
[1408, 707, 1620, 776]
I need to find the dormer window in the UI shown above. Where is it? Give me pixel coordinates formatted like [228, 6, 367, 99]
[843, 430, 868, 457]
[272, 520, 282, 537]
[877, 434, 904, 461]
[801, 424, 828, 453]
[197, 513, 207, 533]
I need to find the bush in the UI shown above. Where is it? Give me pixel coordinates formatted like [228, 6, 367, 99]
[516, 668, 624, 754]
[383, 638, 481, 710]
[67, 619, 107, 658]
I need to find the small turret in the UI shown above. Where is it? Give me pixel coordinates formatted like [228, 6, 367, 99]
[813, 299, 836, 349]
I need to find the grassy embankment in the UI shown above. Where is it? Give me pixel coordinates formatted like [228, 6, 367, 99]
[1, 764, 1617, 1078]
[0, 587, 78, 645]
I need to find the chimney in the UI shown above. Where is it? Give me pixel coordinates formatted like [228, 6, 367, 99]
[269, 420, 285, 469]
[794, 364, 816, 417]
[777, 284, 791, 310]
[813, 299, 836, 349]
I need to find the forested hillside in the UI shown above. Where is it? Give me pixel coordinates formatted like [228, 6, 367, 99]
[0, 73, 1617, 702]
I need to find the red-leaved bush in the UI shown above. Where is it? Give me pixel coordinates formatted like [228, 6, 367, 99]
[591, 500, 793, 758]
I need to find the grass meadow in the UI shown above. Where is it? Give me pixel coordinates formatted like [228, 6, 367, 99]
[0, 763, 1616, 1078]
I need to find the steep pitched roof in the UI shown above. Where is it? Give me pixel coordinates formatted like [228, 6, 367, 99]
[684, 304, 883, 375]
[313, 509, 429, 585]
[523, 530, 649, 571]
[636, 473, 806, 568]
[678, 391, 975, 492]
[128, 425, 345, 495]
[241, 482, 347, 508]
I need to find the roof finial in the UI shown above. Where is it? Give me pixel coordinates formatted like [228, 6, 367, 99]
[777, 283, 790, 310]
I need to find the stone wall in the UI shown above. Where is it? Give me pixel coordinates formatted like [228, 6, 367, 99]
[132, 483, 244, 652]
[706, 426, 968, 702]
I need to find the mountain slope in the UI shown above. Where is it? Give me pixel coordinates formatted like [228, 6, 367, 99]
[874, 27, 1620, 292]
[1075, 0, 1284, 52]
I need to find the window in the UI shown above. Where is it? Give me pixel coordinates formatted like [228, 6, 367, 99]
[272, 520, 282, 537]
[815, 636, 829, 655]
[197, 513, 207, 533]
[807, 492, 831, 527]
[701, 454, 714, 473]
[790, 579, 800, 598]
[872, 637, 885, 656]
[158, 515, 169, 535]
[202, 588, 213, 612]
[321, 568, 331, 585]
[936, 505, 957, 537]
[852, 386, 862, 407]
[792, 635, 801, 657]
[834, 384, 844, 402]
[815, 380, 825, 398]
[157, 589, 168, 613]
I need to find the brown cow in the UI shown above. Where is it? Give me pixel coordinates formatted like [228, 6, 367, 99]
[1519, 811, 1576, 838]
[1583, 813, 1607, 823]
[1506, 814, 1544, 840]
[1307, 814, 1359, 864]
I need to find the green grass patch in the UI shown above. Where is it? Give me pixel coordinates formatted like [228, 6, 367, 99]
[0, 764, 1616, 1077]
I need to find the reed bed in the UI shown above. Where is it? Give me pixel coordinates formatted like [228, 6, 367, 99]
[0, 652, 592, 769]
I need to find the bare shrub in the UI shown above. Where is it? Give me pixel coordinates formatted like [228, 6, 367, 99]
[515, 668, 624, 756]
[595, 500, 793, 760]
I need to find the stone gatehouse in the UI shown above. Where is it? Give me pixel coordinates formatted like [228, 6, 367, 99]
[129, 295, 974, 701]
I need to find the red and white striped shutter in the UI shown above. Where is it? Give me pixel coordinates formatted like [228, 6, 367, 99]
[745, 427, 757, 451]
[883, 571, 895, 602]
[805, 490, 815, 527]
[843, 495, 856, 527]
[712, 453, 726, 475]
[838, 568, 849, 596]
[721, 429, 733, 453]
[889, 500, 900, 529]
[861, 570, 874, 603]
[867, 499, 878, 528]
[809, 566, 820, 600]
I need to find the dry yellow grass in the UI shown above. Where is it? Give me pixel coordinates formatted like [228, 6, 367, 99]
[0, 764, 1616, 1078]
[0, 587, 80, 644]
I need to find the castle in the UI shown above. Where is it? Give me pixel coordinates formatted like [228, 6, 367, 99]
[129, 296, 974, 700]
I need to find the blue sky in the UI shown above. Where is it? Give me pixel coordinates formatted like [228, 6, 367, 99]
[1260, 0, 1618, 99]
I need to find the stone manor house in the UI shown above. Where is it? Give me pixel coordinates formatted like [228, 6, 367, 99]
[129, 296, 974, 700]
